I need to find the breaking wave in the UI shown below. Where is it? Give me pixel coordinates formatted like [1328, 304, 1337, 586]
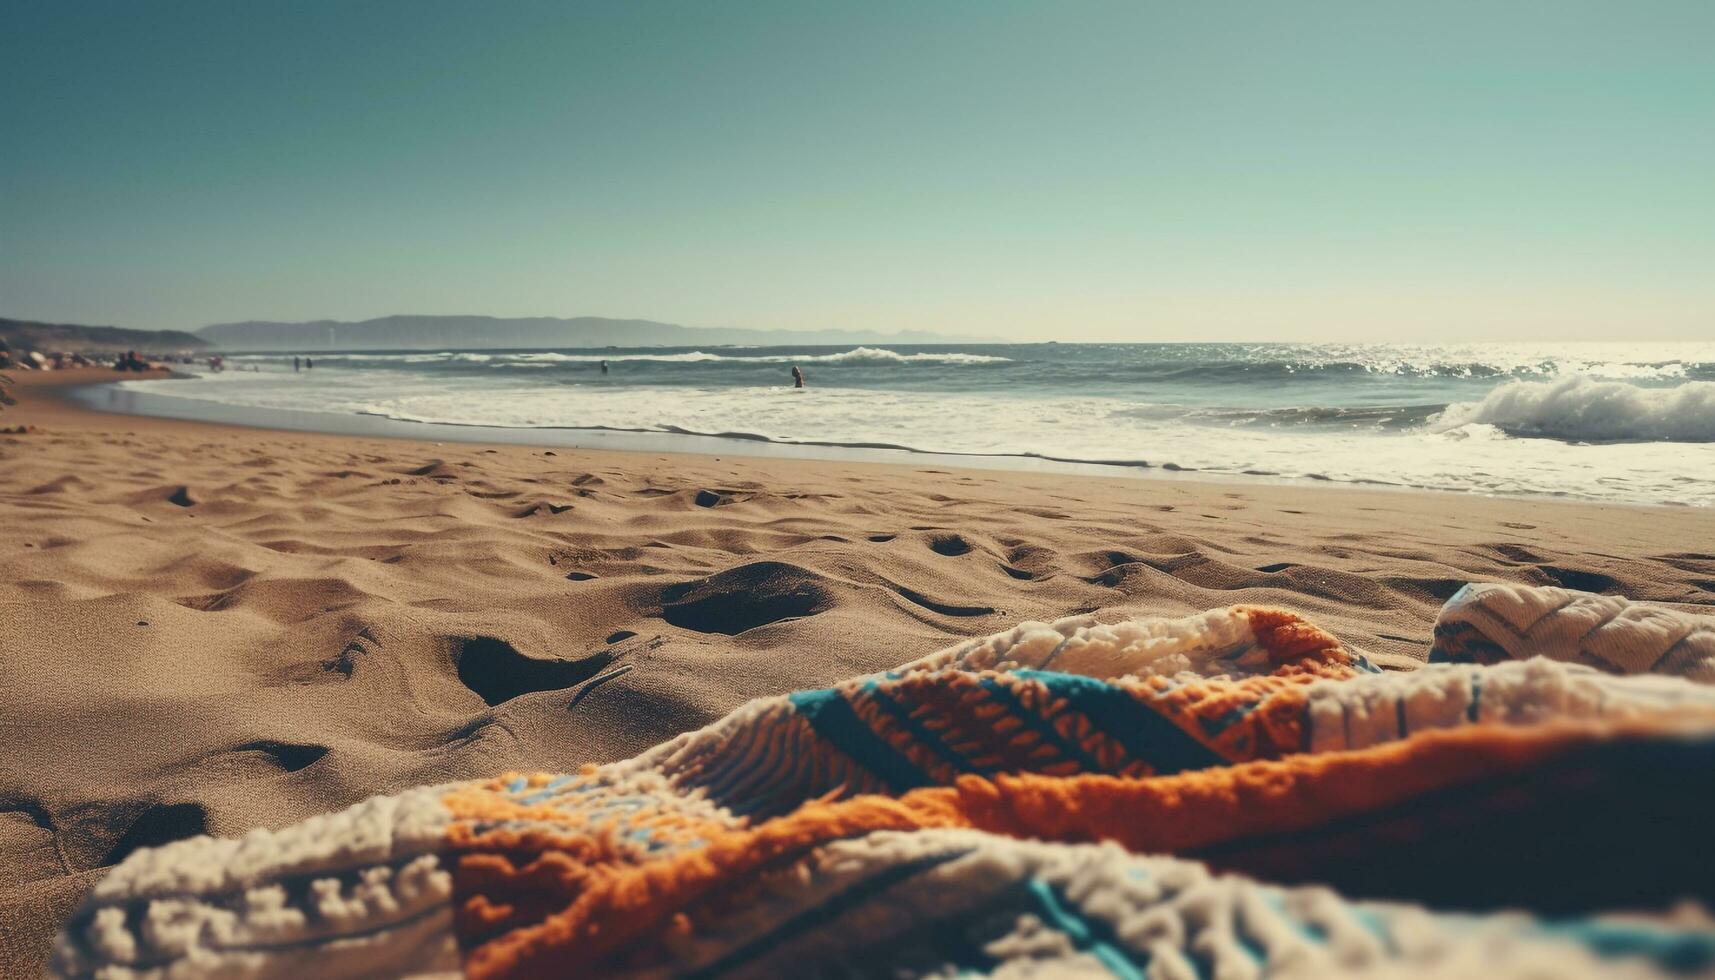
[1431, 378, 1715, 443]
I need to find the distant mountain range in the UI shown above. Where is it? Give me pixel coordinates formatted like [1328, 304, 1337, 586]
[198, 315, 979, 351]
[0, 317, 210, 353]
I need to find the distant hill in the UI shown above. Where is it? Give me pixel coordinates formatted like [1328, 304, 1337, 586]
[197, 315, 976, 351]
[0, 317, 211, 353]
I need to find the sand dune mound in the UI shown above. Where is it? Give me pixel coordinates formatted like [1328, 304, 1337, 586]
[33, 799, 212, 874]
[405, 459, 459, 480]
[515, 500, 574, 517]
[99, 802, 208, 866]
[454, 636, 618, 707]
[25, 475, 93, 496]
[178, 575, 377, 623]
[927, 532, 974, 556]
[229, 741, 329, 773]
[885, 581, 995, 617]
[659, 561, 836, 635]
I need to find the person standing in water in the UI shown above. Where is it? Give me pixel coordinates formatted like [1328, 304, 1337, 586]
[294, 356, 301, 372]
[600, 359, 609, 375]
[791, 365, 804, 389]
[305, 357, 314, 370]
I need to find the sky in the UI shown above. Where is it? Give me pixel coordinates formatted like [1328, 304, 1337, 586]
[2, 1, 1711, 342]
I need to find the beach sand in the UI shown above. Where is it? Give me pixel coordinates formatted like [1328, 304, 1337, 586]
[3, 368, 1712, 975]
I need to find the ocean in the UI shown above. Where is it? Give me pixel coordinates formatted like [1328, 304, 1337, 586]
[116, 342, 1715, 506]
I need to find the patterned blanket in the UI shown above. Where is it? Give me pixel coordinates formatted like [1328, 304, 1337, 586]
[54, 584, 1715, 978]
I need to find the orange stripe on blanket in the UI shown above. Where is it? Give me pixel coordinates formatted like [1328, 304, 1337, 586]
[1242, 606, 1362, 676]
[452, 718, 1678, 979]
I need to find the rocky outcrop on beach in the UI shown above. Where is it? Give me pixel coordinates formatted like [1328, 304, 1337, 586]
[0, 317, 210, 358]
[0, 318, 210, 376]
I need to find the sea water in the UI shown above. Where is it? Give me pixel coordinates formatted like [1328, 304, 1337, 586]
[122, 342, 1715, 506]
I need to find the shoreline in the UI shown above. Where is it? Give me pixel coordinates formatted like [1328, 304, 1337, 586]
[67, 372, 1191, 485]
[5, 369, 1707, 594]
[52, 369, 1701, 509]
[5, 367, 1699, 531]
[3, 368, 1713, 976]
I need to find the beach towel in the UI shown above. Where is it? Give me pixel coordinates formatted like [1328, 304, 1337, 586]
[53, 586, 1715, 979]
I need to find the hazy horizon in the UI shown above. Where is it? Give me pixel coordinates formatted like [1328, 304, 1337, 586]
[4, 1, 1711, 342]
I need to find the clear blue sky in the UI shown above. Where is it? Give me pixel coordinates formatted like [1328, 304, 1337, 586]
[2, 1, 1711, 341]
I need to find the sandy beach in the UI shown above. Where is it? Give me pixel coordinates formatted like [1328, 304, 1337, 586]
[3, 368, 1713, 975]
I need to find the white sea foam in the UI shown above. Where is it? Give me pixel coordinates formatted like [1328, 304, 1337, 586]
[776, 347, 1012, 365]
[1208, 343, 1707, 380]
[528, 346, 1012, 365]
[239, 347, 1011, 367]
[121, 370, 1715, 506]
[1432, 377, 1715, 443]
[497, 351, 725, 363]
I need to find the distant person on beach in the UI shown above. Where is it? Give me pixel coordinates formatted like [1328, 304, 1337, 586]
[294, 356, 301, 372]
[305, 357, 314, 370]
[791, 365, 804, 389]
[600, 359, 609, 375]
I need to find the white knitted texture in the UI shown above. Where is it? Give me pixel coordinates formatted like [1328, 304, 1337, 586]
[52, 785, 459, 980]
[1438, 584, 1715, 681]
[900, 608, 1266, 680]
[1304, 658, 1715, 754]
